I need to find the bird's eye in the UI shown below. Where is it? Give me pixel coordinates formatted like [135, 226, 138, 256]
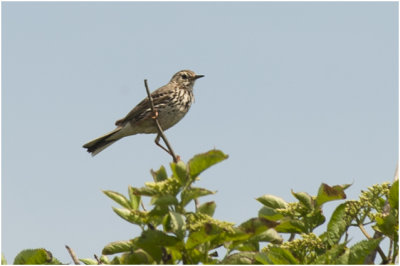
[181, 74, 188, 79]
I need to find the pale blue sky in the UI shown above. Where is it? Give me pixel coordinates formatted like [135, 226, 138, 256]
[2, 1, 398, 263]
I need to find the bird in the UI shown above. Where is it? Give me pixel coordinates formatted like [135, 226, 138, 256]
[83, 70, 204, 156]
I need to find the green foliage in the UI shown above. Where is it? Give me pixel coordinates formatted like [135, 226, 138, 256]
[1, 254, 7, 265]
[6, 149, 398, 264]
[13, 249, 61, 265]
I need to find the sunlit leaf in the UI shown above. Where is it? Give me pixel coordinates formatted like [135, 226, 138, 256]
[222, 251, 258, 264]
[188, 150, 228, 179]
[170, 161, 188, 184]
[102, 240, 133, 255]
[258, 206, 284, 221]
[313, 243, 347, 264]
[13, 249, 60, 265]
[235, 241, 259, 252]
[112, 207, 147, 225]
[256, 247, 298, 264]
[389, 179, 399, 210]
[150, 195, 178, 207]
[167, 211, 186, 239]
[275, 218, 305, 233]
[374, 213, 398, 240]
[151, 165, 168, 182]
[103, 190, 132, 209]
[250, 228, 283, 244]
[315, 183, 349, 207]
[256, 195, 287, 209]
[181, 187, 215, 207]
[197, 201, 216, 217]
[348, 238, 382, 264]
[119, 249, 154, 264]
[186, 223, 222, 249]
[326, 203, 348, 245]
[239, 217, 279, 235]
[291, 190, 314, 210]
[128, 186, 141, 210]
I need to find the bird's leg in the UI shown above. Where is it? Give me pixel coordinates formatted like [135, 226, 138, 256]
[154, 134, 172, 155]
[151, 110, 159, 119]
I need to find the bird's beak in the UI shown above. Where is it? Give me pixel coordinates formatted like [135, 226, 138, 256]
[194, 75, 204, 80]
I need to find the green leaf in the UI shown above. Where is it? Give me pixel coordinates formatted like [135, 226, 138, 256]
[112, 207, 146, 225]
[256, 195, 287, 209]
[181, 187, 215, 207]
[151, 165, 168, 182]
[143, 178, 181, 197]
[239, 218, 279, 235]
[79, 258, 98, 265]
[103, 190, 132, 209]
[258, 206, 284, 221]
[315, 183, 349, 207]
[335, 248, 350, 264]
[258, 247, 299, 264]
[235, 241, 259, 252]
[222, 251, 258, 264]
[306, 209, 326, 232]
[119, 249, 154, 264]
[170, 160, 188, 184]
[1, 254, 7, 265]
[128, 186, 141, 210]
[275, 218, 306, 233]
[13, 249, 60, 265]
[186, 223, 222, 249]
[224, 227, 252, 243]
[326, 203, 348, 245]
[150, 195, 178, 207]
[165, 211, 186, 239]
[254, 252, 269, 264]
[348, 238, 382, 264]
[130, 186, 158, 196]
[135, 230, 181, 262]
[250, 228, 283, 244]
[99, 255, 109, 264]
[389, 179, 399, 210]
[374, 213, 398, 240]
[102, 240, 134, 255]
[313, 243, 347, 264]
[197, 201, 217, 216]
[187, 150, 228, 179]
[291, 190, 314, 210]
[137, 229, 181, 247]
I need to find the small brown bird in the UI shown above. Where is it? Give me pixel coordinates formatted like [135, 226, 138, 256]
[83, 70, 204, 156]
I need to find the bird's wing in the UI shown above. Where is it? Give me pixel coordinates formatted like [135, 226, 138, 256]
[115, 85, 174, 126]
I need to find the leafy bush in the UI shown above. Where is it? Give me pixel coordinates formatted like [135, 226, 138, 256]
[4, 150, 398, 264]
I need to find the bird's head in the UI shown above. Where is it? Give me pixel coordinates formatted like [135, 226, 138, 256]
[170, 70, 204, 87]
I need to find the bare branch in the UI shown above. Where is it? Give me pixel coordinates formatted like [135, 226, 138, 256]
[357, 218, 388, 264]
[65, 245, 80, 265]
[94, 254, 102, 264]
[144, 79, 178, 163]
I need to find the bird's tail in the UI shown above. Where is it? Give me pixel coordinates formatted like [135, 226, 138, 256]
[83, 127, 122, 156]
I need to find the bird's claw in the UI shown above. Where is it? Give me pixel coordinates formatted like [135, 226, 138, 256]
[151, 110, 159, 119]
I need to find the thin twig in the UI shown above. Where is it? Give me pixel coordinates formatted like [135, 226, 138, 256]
[144, 79, 178, 163]
[65, 245, 80, 265]
[388, 239, 393, 263]
[94, 254, 102, 264]
[140, 201, 147, 212]
[357, 218, 388, 263]
[194, 198, 200, 211]
[365, 163, 398, 264]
